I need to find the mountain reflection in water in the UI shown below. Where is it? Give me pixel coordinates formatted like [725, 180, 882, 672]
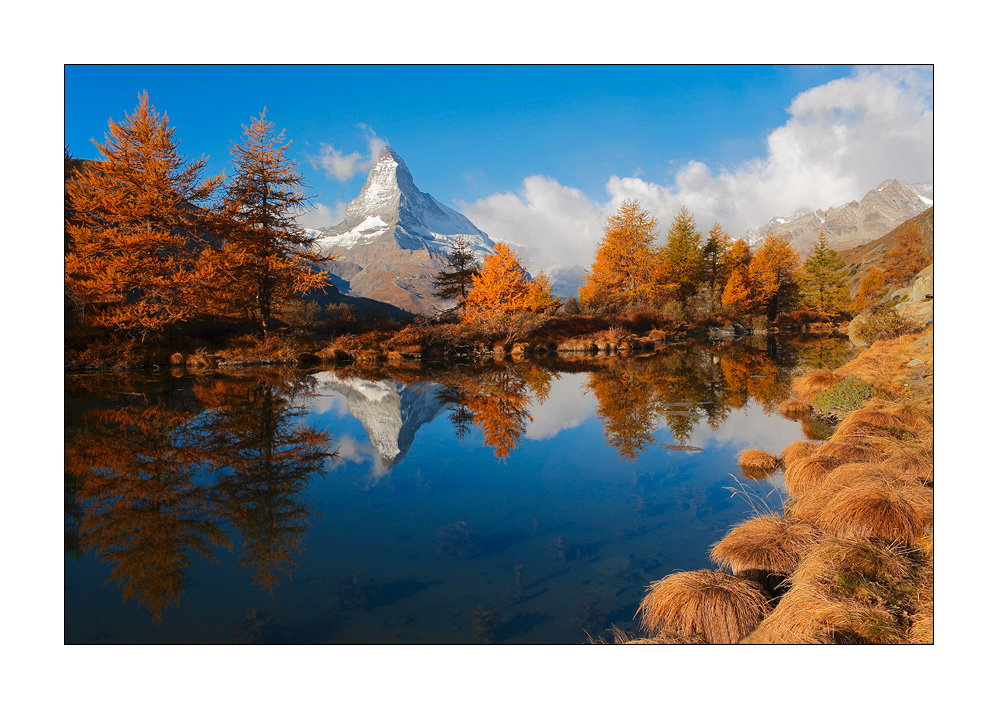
[65, 335, 852, 643]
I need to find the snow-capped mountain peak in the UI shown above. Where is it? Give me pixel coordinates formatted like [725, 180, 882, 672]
[310, 147, 496, 315]
[316, 146, 493, 257]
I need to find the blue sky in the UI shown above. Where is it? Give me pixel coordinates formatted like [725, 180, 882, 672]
[65, 65, 933, 270]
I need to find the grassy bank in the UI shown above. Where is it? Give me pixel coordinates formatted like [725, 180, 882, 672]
[618, 326, 933, 644]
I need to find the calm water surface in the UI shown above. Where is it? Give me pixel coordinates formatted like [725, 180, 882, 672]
[64, 337, 851, 644]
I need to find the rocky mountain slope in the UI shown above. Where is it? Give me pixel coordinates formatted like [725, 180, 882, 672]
[313, 148, 495, 316]
[837, 206, 934, 296]
[744, 178, 933, 255]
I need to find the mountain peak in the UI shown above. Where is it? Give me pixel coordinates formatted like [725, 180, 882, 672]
[313, 147, 495, 315]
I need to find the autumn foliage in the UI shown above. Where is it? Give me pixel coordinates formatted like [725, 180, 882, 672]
[882, 225, 930, 287]
[579, 200, 663, 313]
[219, 110, 332, 336]
[65, 95, 333, 353]
[65, 92, 223, 336]
[462, 243, 557, 328]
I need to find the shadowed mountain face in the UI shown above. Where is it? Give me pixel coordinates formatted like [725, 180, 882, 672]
[313, 148, 495, 315]
[311, 371, 446, 469]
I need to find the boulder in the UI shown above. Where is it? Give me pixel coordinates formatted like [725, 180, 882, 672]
[707, 325, 737, 339]
[847, 311, 872, 349]
[894, 263, 933, 328]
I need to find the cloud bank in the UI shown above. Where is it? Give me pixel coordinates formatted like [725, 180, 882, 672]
[461, 66, 933, 273]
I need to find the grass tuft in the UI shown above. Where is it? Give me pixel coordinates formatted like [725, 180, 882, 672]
[637, 570, 769, 644]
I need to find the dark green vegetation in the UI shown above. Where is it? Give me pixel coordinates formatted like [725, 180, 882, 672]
[811, 377, 874, 416]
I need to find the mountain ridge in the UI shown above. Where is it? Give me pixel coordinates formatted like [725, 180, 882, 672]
[743, 178, 933, 255]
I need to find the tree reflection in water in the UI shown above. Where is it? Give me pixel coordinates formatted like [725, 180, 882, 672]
[65, 372, 334, 622]
[64, 334, 846, 624]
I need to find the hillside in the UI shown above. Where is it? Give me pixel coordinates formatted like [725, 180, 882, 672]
[837, 207, 934, 295]
[744, 179, 933, 255]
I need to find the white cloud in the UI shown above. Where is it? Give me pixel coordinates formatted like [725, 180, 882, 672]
[524, 374, 589, 440]
[460, 175, 607, 272]
[308, 125, 388, 182]
[299, 200, 346, 229]
[462, 66, 932, 273]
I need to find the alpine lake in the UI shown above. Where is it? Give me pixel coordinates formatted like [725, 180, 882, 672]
[64, 335, 852, 644]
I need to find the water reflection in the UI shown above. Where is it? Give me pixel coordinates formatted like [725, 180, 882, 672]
[65, 335, 850, 640]
[65, 371, 333, 621]
[319, 339, 801, 462]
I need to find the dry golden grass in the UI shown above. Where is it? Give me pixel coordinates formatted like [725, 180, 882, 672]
[637, 570, 769, 644]
[710, 514, 823, 576]
[909, 530, 934, 643]
[740, 330, 932, 644]
[814, 480, 933, 548]
[741, 583, 897, 644]
[792, 369, 843, 403]
[779, 399, 812, 419]
[780, 440, 822, 469]
[818, 441, 888, 464]
[784, 455, 842, 498]
[738, 449, 780, 472]
[820, 462, 933, 509]
[744, 537, 914, 644]
[835, 330, 932, 397]
[790, 535, 917, 589]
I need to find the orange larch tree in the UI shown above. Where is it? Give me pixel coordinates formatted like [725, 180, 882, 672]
[748, 232, 803, 320]
[721, 266, 758, 313]
[882, 225, 930, 288]
[65, 92, 223, 337]
[462, 243, 533, 326]
[525, 270, 562, 313]
[852, 265, 889, 311]
[220, 110, 333, 337]
[579, 200, 662, 313]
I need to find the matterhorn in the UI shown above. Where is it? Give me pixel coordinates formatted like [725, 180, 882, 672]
[314, 147, 495, 315]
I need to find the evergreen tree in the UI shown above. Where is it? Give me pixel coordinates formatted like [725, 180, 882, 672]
[65, 92, 223, 337]
[748, 232, 803, 320]
[702, 222, 733, 310]
[432, 235, 480, 316]
[221, 110, 332, 337]
[579, 200, 661, 313]
[801, 232, 850, 315]
[661, 206, 705, 308]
